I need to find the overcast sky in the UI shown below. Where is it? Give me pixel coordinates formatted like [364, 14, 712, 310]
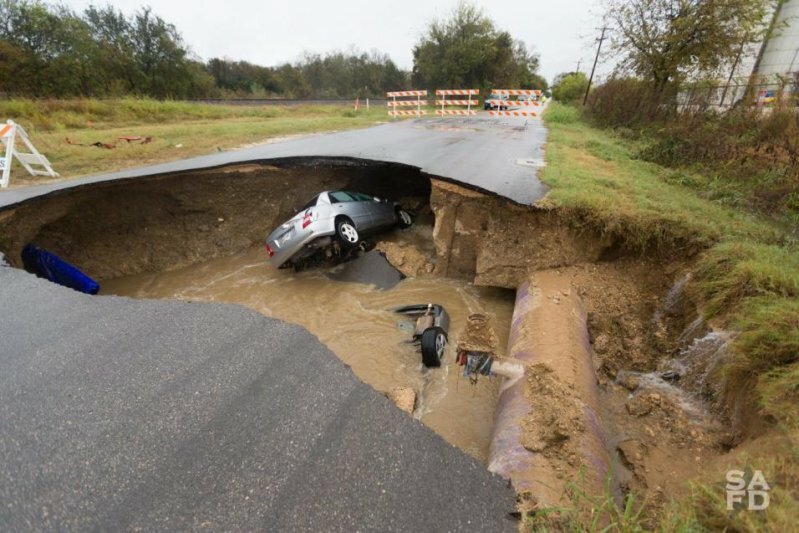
[61, 0, 608, 83]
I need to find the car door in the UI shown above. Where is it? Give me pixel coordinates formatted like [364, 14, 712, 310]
[353, 192, 393, 228]
[328, 191, 371, 229]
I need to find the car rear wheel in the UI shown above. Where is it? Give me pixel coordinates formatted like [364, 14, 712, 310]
[397, 208, 413, 229]
[421, 327, 447, 368]
[336, 218, 360, 247]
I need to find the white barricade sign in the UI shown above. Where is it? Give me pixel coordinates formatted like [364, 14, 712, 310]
[435, 89, 479, 116]
[1, 120, 59, 188]
[485, 89, 542, 117]
[386, 91, 428, 118]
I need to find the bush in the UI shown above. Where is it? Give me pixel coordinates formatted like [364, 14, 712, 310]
[552, 72, 588, 103]
[586, 77, 799, 217]
[585, 77, 676, 127]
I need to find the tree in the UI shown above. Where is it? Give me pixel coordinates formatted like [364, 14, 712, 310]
[603, 0, 772, 94]
[552, 72, 588, 102]
[411, 1, 541, 90]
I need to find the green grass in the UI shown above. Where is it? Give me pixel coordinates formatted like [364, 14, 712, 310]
[541, 103, 780, 251]
[0, 98, 389, 181]
[542, 102, 799, 530]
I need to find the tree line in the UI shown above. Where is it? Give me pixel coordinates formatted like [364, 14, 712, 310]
[0, 0, 546, 99]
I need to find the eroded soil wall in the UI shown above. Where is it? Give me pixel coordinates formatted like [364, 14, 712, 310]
[430, 180, 613, 288]
[0, 161, 430, 280]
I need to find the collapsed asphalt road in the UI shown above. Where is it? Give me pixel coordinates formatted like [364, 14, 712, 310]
[0, 114, 548, 208]
[0, 267, 516, 531]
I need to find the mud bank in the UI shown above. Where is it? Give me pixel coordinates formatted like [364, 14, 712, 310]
[430, 180, 612, 288]
[0, 160, 430, 279]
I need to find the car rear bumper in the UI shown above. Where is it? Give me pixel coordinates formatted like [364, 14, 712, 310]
[267, 220, 336, 268]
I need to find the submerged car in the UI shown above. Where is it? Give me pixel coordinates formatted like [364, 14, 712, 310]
[265, 190, 413, 270]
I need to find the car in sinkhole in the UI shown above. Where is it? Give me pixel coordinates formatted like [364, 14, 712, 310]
[264, 190, 413, 270]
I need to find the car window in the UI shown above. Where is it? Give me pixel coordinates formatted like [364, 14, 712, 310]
[329, 191, 356, 203]
[350, 192, 374, 202]
[300, 195, 319, 210]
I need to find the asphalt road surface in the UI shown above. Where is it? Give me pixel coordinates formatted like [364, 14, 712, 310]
[0, 114, 548, 210]
[0, 267, 517, 531]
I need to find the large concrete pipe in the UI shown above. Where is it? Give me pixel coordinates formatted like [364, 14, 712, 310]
[488, 270, 614, 507]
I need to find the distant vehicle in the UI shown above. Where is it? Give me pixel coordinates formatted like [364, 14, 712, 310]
[484, 93, 509, 110]
[516, 94, 534, 102]
[394, 303, 450, 367]
[265, 190, 413, 270]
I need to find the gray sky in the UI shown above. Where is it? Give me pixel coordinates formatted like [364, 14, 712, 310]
[61, 0, 606, 83]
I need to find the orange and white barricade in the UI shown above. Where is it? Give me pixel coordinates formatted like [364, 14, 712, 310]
[435, 89, 479, 116]
[386, 90, 428, 118]
[485, 89, 542, 117]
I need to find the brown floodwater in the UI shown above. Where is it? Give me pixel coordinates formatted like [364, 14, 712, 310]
[102, 243, 515, 462]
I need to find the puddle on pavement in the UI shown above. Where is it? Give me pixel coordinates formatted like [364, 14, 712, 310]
[103, 246, 514, 462]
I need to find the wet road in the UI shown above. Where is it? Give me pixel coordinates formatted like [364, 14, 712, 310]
[0, 266, 517, 531]
[0, 113, 549, 209]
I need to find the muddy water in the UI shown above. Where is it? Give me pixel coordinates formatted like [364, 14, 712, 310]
[103, 247, 514, 462]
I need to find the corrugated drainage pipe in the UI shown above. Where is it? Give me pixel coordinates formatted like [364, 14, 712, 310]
[487, 271, 615, 507]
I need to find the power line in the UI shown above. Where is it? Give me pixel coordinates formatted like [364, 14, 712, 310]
[583, 26, 609, 106]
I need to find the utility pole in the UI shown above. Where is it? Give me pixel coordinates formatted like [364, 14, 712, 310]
[575, 59, 582, 73]
[583, 26, 608, 106]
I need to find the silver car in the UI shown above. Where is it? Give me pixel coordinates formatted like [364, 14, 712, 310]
[265, 190, 413, 269]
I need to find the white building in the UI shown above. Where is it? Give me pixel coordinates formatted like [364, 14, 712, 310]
[713, 0, 799, 106]
[753, 0, 799, 81]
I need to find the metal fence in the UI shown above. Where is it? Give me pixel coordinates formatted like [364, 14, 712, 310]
[678, 72, 799, 109]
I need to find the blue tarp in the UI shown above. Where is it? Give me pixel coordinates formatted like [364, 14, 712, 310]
[21, 244, 100, 295]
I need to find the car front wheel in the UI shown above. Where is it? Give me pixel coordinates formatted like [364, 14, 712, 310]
[336, 218, 360, 247]
[397, 208, 413, 229]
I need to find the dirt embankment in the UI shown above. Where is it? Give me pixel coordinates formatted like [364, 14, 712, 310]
[425, 179, 735, 517]
[0, 161, 430, 280]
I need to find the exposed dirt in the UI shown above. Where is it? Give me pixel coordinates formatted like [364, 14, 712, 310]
[429, 179, 612, 288]
[0, 161, 430, 279]
[428, 181, 734, 517]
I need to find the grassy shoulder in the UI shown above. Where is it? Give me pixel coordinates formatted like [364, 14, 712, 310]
[1, 98, 388, 183]
[541, 102, 798, 530]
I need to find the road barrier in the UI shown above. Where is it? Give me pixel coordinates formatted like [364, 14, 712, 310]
[1, 120, 59, 188]
[435, 89, 478, 116]
[486, 89, 541, 117]
[386, 90, 428, 118]
[488, 110, 538, 117]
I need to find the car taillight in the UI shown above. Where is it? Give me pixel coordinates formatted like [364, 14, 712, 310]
[302, 210, 313, 229]
[265, 243, 274, 257]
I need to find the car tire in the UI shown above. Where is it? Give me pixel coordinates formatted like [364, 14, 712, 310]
[336, 218, 360, 247]
[420, 327, 447, 368]
[396, 208, 413, 229]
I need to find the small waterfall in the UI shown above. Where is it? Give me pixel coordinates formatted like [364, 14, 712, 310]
[621, 273, 732, 422]
[670, 330, 734, 403]
[651, 273, 691, 327]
